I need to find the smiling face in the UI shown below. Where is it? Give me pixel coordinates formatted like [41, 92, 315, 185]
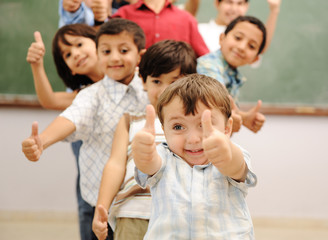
[97, 31, 141, 85]
[215, 0, 249, 26]
[220, 21, 262, 68]
[143, 68, 181, 109]
[59, 34, 99, 76]
[162, 97, 228, 167]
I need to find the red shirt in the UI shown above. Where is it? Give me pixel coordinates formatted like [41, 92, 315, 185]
[112, 0, 209, 57]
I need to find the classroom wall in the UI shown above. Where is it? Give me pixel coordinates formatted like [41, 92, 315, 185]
[1, 107, 328, 220]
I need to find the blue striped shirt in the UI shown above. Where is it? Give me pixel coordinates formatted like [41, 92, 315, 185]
[136, 143, 257, 240]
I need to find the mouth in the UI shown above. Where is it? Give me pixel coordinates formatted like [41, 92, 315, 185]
[77, 56, 87, 67]
[185, 148, 204, 155]
[109, 65, 124, 69]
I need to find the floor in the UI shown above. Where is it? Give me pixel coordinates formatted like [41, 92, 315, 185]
[1, 212, 328, 240]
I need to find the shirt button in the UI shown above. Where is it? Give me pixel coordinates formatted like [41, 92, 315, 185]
[156, 15, 159, 19]
[155, 33, 160, 38]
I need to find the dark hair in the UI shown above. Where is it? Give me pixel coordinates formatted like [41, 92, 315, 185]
[157, 74, 231, 125]
[96, 18, 145, 51]
[139, 40, 197, 83]
[225, 15, 266, 55]
[52, 24, 97, 91]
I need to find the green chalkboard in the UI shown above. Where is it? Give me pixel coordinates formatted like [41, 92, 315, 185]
[1, 0, 328, 107]
[0, 0, 64, 95]
[196, 0, 328, 106]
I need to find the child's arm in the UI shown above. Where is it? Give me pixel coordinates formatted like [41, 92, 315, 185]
[92, 115, 130, 239]
[239, 100, 266, 133]
[21, 117, 76, 162]
[263, 0, 281, 53]
[202, 110, 247, 182]
[27, 31, 77, 110]
[132, 105, 162, 176]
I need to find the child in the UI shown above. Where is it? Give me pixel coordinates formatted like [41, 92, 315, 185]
[26, 23, 104, 240]
[198, 0, 281, 53]
[92, 39, 197, 240]
[112, 0, 209, 57]
[21, 18, 148, 240]
[26, 24, 103, 110]
[132, 73, 257, 239]
[197, 16, 266, 133]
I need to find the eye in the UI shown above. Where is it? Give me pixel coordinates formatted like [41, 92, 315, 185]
[120, 48, 129, 54]
[173, 124, 184, 130]
[64, 52, 71, 59]
[249, 44, 256, 50]
[101, 49, 110, 55]
[77, 42, 82, 47]
[152, 79, 161, 85]
[234, 35, 241, 41]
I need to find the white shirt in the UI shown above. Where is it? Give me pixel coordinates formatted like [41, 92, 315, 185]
[60, 74, 148, 206]
[198, 19, 226, 52]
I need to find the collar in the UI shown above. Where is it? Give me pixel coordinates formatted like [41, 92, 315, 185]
[135, 0, 172, 11]
[102, 73, 142, 105]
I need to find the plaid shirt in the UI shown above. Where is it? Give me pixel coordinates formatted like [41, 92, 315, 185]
[60, 74, 148, 206]
[136, 143, 257, 240]
[197, 49, 246, 102]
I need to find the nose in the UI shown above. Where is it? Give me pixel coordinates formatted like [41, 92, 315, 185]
[71, 47, 80, 59]
[109, 49, 120, 62]
[187, 129, 202, 145]
[237, 40, 247, 52]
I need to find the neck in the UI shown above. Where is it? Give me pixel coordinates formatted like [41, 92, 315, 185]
[87, 65, 104, 83]
[144, 0, 166, 14]
[215, 14, 226, 26]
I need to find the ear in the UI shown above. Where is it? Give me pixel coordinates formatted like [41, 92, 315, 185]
[250, 55, 260, 64]
[219, 32, 225, 46]
[224, 117, 233, 137]
[138, 48, 147, 64]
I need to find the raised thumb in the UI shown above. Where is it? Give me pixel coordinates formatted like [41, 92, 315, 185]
[144, 105, 156, 135]
[202, 109, 214, 138]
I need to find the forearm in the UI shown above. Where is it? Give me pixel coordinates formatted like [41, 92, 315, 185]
[216, 142, 247, 182]
[97, 161, 126, 211]
[40, 116, 76, 149]
[263, 6, 280, 53]
[31, 64, 76, 110]
[134, 153, 162, 176]
[184, 0, 200, 16]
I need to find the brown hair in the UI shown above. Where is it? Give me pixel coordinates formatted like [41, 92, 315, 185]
[157, 73, 231, 125]
[139, 40, 196, 83]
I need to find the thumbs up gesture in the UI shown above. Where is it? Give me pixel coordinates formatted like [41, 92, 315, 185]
[241, 100, 266, 133]
[202, 110, 232, 170]
[21, 122, 43, 162]
[132, 105, 161, 175]
[92, 205, 109, 240]
[26, 31, 45, 65]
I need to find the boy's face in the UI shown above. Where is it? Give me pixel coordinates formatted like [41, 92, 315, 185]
[59, 34, 98, 76]
[215, 0, 249, 26]
[220, 21, 262, 68]
[162, 97, 229, 167]
[97, 31, 141, 85]
[142, 68, 181, 109]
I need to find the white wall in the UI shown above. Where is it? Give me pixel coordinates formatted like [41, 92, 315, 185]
[1, 107, 328, 219]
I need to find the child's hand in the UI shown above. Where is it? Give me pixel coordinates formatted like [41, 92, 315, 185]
[21, 122, 43, 162]
[26, 32, 45, 65]
[62, 0, 83, 12]
[91, 0, 110, 22]
[267, 0, 281, 12]
[242, 100, 266, 133]
[202, 110, 232, 169]
[230, 96, 242, 133]
[92, 204, 108, 240]
[132, 105, 161, 175]
[132, 105, 156, 163]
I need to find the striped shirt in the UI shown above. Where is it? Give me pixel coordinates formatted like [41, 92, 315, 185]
[60, 74, 148, 206]
[136, 143, 257, 240]
[108, 114, 165, 230]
